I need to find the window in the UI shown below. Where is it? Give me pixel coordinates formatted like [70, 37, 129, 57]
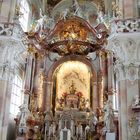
[10, 75, 23, 116]
[19, 0, 30, 31]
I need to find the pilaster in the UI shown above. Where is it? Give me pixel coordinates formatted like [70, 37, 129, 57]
[107, 28, 140, 140]
[0, 21, 26, 140]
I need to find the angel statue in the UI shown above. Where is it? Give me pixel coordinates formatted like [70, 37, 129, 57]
[35, 9, 47, 32]
[35, 9, 54, 32]
[72, 0, 83, 18]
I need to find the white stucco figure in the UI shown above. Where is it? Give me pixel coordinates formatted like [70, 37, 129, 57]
[52, 122, 56, 136]
[35, 9, 47, 31]
[85, 124, 90, 138]
[35, 9, 54, 32]
[89, 112, 98, 131]
[133, 95, 140, 106]
[49, 124, 53, 137]
[60, 8, 69, 20]
[17, 104, 31, 127]
[103, 100, 115, 132]
[72, 0, 83, 18]
[76, 124, 83, 138]
[97, 11, 104, 23]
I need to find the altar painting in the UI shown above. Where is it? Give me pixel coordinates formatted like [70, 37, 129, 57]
[55, 61, 91, 110]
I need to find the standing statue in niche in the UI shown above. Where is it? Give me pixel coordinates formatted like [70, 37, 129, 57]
[103, 100, 115, 132]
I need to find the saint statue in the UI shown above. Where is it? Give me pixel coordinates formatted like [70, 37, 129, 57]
[133, 95, 140, 106]
[72, 0, 83, 18]
[17, 104, 31, 127]
[103, 100, 115, 132]
[76, 123, 83, 138]
[69, 81, 76, 94]
[89, 112, 98, 132]
[85, 124, 90, 139]
[49, 124, 53, 137]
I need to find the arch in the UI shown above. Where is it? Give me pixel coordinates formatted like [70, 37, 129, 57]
[43, 55, 98, 111]
[47, 55, 97, 81]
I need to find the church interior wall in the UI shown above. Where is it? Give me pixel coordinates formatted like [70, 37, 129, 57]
[0, 0, 140, 140]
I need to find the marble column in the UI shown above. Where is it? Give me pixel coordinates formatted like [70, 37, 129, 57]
[0, 0, 16, 22]
[32, 58, 42, 110]
[123, 0, 134, 18]
[118, 0, 124, 18]
[23, 54, 35, 106]
[97, 51, 104, 109]
[24, 55, 34, 93]
[104, 0, 114, 15]
[97, 72, 103, 109]
[138, 65, 140, 99]
[42, 74, 47, 111]
[101, 52, 108, 96]
[107, 51, 115, 109]
[92, 80, 98, 111]
[43, 77, 53, 112]
[46, 81, 53, 111]
[0, 66, 14, 140]
[118, 80, 128, 140]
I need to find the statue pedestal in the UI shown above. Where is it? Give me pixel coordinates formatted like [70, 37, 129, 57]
[106, 132, 115, 140]
[60, 127, 71, 140]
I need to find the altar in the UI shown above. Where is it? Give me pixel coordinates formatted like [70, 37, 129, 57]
[55, 81, 90, 112]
